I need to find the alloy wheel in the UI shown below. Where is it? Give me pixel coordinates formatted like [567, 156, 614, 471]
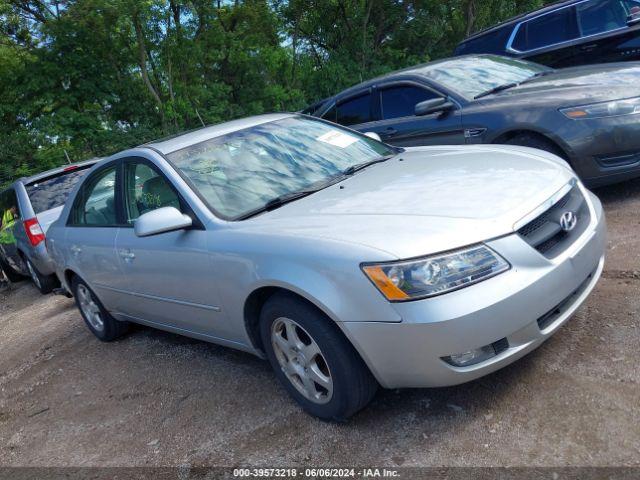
[271, 317, 333, 404]
[77, 284, 104, 332]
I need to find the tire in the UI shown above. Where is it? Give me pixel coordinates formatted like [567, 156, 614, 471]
[504, 133, 567, 160]
[0, 257, 24, 283]
[72, 276, 129, 342]
[25, 258, 59, 294]
[259, 293, 378, 421]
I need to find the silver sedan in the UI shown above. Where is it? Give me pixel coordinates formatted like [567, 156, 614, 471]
[46, 114, 606, 420]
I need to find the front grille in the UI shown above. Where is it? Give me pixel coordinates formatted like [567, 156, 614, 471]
[517, 184, 590, 258]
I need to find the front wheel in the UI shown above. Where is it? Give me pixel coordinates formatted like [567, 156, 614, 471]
[72, 276, 129, 341]
[260, 293, 378, 421]
[25, 259, 59, 294]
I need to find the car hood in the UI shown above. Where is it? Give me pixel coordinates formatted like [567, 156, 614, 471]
[236, 145, 574, 259]
[486, 63, 640, 104]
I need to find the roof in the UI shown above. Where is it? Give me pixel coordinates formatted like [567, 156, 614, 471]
[146, 113, 295, 155]
[20, 158, 100, 185]
[461, 0, 578, 43]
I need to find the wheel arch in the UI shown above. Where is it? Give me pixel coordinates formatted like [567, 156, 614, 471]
[490, 128, 572, 162]
[243, 284, 341, 355]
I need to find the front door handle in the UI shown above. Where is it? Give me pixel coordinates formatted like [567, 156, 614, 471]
[119, 249, 136, 261]
[580, 43, 598, 51]
[383, 127, 398, 137]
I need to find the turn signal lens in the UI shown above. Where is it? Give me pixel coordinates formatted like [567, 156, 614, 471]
[362, 245, 510, 302]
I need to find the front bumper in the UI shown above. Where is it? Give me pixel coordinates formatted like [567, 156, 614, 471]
[340, 190, 606, 389]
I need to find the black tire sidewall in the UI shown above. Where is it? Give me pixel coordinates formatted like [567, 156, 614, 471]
[26, 259, 57, 294]
[72, 277, 127, 342]
[259, 294, 375, 421]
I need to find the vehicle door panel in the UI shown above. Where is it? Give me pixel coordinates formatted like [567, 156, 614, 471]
[358, 84, 465, 146]
[64, 165, 125, 310]
[114, 159, 226, 338]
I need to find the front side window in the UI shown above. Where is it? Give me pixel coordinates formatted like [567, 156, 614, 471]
[73, 167, 117, 226]
[123, 162, 181, 224]
[577, 0, 630, 36]
[167, 116, 395, 220]
[513, 7, 579, 51]
[336, 94, 372, 126]
[380, 86, 439, 119]
[425, 55, 550, 99]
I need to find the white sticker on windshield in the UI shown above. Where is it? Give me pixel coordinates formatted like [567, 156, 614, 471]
[317, 130, 359, 148]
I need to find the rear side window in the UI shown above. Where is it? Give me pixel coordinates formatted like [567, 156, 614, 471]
[380, 86, 439, 119]
[577, 0, 630, 36]
[513, 7, 579, 51]
[71, 167, 117, 226]
[0, 189, 20, 243]
[336, 94, 372, 126]
[25, 167, 91, 214]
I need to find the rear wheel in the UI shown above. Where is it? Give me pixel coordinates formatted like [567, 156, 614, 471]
[25, 258, 58, 294]
[260, 293, 378, 421]
[72, 276, 129, 341]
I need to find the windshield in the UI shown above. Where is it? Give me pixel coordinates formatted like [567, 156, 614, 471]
[425, 55, 551, 99]
[167, 116, 396, 220]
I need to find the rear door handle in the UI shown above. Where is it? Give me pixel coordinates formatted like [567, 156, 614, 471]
[580, 43, 598, 51]
[70, 245, 82, 256]
[383, 127, 398, 137]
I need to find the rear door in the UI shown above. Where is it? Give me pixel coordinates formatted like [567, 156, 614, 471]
[114, 157, 224, 337]
[65, 163, 125, 310]
[363, 82, 465, 146]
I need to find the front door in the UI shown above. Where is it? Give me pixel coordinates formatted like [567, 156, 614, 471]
[114, 159, 226, 338]
[362, 84, 465, 146]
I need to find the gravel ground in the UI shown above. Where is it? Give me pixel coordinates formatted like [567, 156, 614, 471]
[0, 180, 639, 469]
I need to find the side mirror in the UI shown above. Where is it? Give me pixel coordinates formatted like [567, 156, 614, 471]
[415, 98, 454, 117]
[134, 207, 193, 237]
[364, 131, 382, 142]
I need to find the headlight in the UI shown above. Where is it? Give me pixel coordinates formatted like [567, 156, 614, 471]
[561, 97, 640, 119]
[362, 245, 510, 302]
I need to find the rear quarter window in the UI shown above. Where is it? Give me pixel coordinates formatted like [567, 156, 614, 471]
[25, 167, 92, 214]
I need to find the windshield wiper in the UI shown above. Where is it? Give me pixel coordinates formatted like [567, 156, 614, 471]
[474, 70, 555, 100]
[474, 82, 520, 100]
[519, 70, 553, 85]
[342, 154, 396, 175]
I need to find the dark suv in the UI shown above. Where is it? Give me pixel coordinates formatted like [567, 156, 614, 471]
[455, 0, 640, 68]
[0, 160, 97, 293]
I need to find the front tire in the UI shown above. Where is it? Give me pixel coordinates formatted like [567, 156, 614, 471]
[25, 258, 59, 294]
[72, 276, 129, 341]
[260, 293, 378, 421]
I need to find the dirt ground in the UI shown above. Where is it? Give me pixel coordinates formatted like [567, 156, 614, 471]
[0, 180, 639, 469]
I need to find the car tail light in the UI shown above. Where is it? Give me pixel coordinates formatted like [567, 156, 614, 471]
[24, 218, 45, 246]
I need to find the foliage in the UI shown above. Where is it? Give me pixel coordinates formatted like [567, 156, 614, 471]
[0, 0, 544, 186]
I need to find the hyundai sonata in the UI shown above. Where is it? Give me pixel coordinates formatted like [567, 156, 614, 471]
[46, 114, 606, 420]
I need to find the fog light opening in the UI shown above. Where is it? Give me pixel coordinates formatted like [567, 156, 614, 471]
[442, 338, 509, 367]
